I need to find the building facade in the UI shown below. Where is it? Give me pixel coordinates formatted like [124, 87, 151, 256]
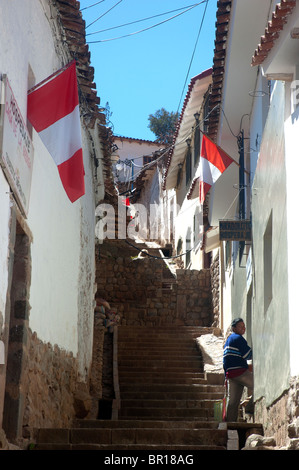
[205, 0, 299, 448]
[163, 69, 213, 270]
[0, 0, 111, 443]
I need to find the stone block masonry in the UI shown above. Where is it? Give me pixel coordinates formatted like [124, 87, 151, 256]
[254, 375, 299, 449]
[22, 330, 81, 440]
[95, 240, 213, 327]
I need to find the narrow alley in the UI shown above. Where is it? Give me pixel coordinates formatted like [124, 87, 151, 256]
[32, 239, 265, 451]
[2, 0, 299, 454]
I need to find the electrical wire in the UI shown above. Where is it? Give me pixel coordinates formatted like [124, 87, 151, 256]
[123, 103, 220, 185]
[176, 0, 209, 114]
[87, 2, 204, 43]
[124, 238, 202, 260]
[86, 0, 123, 29]
[86, 4, 201, 36]
[81, 0, 106, 11]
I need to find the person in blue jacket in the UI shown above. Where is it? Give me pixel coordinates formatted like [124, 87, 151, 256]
[223, 317, 253, 421]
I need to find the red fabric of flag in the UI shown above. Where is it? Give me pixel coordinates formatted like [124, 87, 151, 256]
[199, 134, 234, 204]
[27, 61, 85, 203]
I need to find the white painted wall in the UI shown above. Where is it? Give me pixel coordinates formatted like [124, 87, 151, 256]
[284, 84, 299, 377]
[0, 171, 11, 328]
[113, 137, 162, 163]
[251, 81, 290, 405]
[173, 195, 204, 270]
[0, 1, 101, 376]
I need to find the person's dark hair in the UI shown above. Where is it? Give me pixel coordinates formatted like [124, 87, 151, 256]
[231, 317, 244, 328]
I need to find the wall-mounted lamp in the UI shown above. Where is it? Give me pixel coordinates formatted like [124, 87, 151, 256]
[194, 112, 200, 122]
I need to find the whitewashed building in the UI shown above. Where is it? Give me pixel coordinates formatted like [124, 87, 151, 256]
[163, 69, 213, 269]
[205, 0, 299, 448]
[0, 0, 111, 442]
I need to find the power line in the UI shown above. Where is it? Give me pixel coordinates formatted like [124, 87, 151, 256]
[86, 0, 124, 29]
[81, 1, 106, 11]
[87, 2, 204, 43]
[124, 238, 202, 260]
[176, 0, 209, 114]
[86, 4, 201, 36]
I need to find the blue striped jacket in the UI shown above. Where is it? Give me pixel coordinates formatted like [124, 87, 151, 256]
[223, 333, 252, 376]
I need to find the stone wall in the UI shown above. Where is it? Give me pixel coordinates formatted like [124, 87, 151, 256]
[210, 252, 220, 327]
[95, 241, 213, 327]
[21, 330, 90, 443]
[254, 376, 299, 449]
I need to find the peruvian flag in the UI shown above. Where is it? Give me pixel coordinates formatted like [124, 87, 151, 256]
[27, 60, 85, 203]
[199, 134, 234, 204]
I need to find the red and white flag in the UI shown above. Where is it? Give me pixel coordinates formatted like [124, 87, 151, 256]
[27, 60, 85, 203]
[199, 134, 234, 204]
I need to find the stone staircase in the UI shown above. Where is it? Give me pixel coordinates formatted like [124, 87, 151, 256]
[33, 325, 228, 450]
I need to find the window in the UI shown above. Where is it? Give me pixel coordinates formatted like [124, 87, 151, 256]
[194, 126, 200, 165]
[185, 147, 191, 186]
[263, 211, 273, 313]
[186, 234, 191, 267]
[143, 155, 153, 165]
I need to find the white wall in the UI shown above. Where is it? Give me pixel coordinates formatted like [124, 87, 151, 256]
[251, 81, 290, 405]
[113, 137, 162, 163]
[0, 1, 98, 375]
[284, 84, 299, 377]
[0, 171, 11, 329]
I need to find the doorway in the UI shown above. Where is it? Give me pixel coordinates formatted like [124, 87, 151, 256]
[2, 219, 31, 441]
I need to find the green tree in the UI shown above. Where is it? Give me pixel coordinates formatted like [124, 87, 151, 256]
[148, 108, 178, 145]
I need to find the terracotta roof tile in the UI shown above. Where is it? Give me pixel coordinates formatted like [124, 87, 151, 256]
[206, 0, 232, 142]
[252, 0, 296, 66]
[54, 0, 116, 198]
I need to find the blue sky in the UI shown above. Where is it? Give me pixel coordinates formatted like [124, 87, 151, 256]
[81, 0, 217, 141]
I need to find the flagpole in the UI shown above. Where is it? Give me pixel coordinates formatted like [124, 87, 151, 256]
[238, 130, 245, 220]
[200, 130, 250, 176]
[27, 59, 76, 95]
[237, 129, 246, 265]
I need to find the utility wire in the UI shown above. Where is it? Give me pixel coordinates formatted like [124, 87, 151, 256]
[81, 0, 106, 11]
[86, 4, 201, 36]
[124, 238, 202, 260]
[87, 2, 204, 43]
[176, 0, 209, 114]
[86, 0, 123, 29]
[124, 103, 220, 184]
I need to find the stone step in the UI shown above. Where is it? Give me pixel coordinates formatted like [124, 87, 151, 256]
[118, 344, 200, 350]
[74, 419, 220, 429]
[118, 347, 200, 354]
[119, 368, 202, 375]
[119, 398, 219, 410]
[118, 338, 200, 345]
[34, 426, 227, 449]
[118, 359, 202, 368]
[119, 384, 224, 393]
[118, 354, 201, 361]
[118, 370, 205, 377]
[33, 442, 226, 450]
[118, 408, 214, 420]
[119, 376, 207, 385]
[118, 342, 200, 350]
[117, 326, 214, 334]
[110, 325, 228, 449]
[120, 391, 224, 400]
